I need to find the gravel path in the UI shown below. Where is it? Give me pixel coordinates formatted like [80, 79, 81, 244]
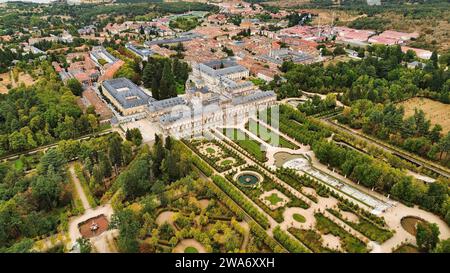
[69, 163, 91, 210]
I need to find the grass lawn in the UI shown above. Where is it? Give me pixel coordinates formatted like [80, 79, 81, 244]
[293, 213, 306, 223]
[14, 159, 24, 171]
[206, 147, 215, 154]
[223, 128, 267, 162]
[247, 121, 298, 149]
[265, 193, 283, 205]
[221, 159, 233, 166]
[184, 246, 199, 253]
[176, 83, 185, 95]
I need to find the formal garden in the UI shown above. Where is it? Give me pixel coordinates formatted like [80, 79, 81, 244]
[124, 174, 266, 253]
[260, 190, 290, 210]
[183, 138, 245, 172]
[288, 228, 340, 253]
[327, 202, 394, 243]
[314, 213, 368, 253]
[259, 105, 332, 146]
[221, 128, 268, 162]
[226, 166, 309, 223]
[245, 119, 299, 149]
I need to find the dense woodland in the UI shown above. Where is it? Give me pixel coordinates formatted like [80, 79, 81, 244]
[312, 139, 450, 226]
[0, 62, 99, 156]
[108, 136, 196, 252]
[277, 45, 449, 104]
[0, 132, 139, 252]
[169, 17, 201, 31]
[0, 148, 69, 252]
[338, 99, 450, 165]
[0, 2, 217, 36]
[298, 93, 337, 116]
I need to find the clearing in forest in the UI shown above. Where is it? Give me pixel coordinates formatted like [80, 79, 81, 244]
[397, 97, 450, 135]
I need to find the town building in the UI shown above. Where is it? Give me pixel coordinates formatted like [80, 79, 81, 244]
[125, 43, 154, 61]
[257, 48, 315, 65]
[90, 46, 119, 72]
[102, 78, 155, 116]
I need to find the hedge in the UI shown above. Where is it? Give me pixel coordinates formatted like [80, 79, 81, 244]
[272, 226, 310, 253]
[212, 175, 270, 229]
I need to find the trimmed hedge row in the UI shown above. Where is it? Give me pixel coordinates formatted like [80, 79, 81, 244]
[204, 175, 286, 253]
[184, 138, 245, 172]
[212, 175, 270, 229]
[315, 213, 368, 253]
[288, 227, 339, 253]
[272, 226, 310, 253]
[327, 207, 393, 243]
[248, 222, 286, 253]
[192, 154, 214, 177]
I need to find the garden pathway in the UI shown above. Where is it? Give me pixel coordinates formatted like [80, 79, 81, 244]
[67, 163, 117, 253]
[69, 163, 91, 210]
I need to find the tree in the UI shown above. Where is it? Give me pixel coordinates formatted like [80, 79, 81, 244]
[57, 139, 80, 161]
[66, 78, 83, 96]
[31, 168, 62, 211]
[122, 140, 133, 165]
[161, 151, 179, 183]
[92, 164, 104, 184]
[159, 61, 177, 99]
[333, 46, 346, 56]
[87, 114, 98, 133]
[413, 109, 430, 136]
[126, 128, 142, 146]
[438, 132, 450, 159]
[164, 136, 172, 150]
[390, 176, 420, 204]
[421, 181, 448, 213]
[84, 157, 94, 175]
[152, 135, 165, 178]
[110, 209, 140, 253]
[416, 222, 440, 252]
[122, 158, 151, 199]
[76, 237, 92, 253]
[429, 124, 442, 144]
[99, 152, 112, 178]
[434, 238, 450, 253]
[405, 49, 416, 62]
[8, 131, 27, 152]
[430, 50, 439, 68]
[109, 135, 123, 170]
[37, 149, 67, 176]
